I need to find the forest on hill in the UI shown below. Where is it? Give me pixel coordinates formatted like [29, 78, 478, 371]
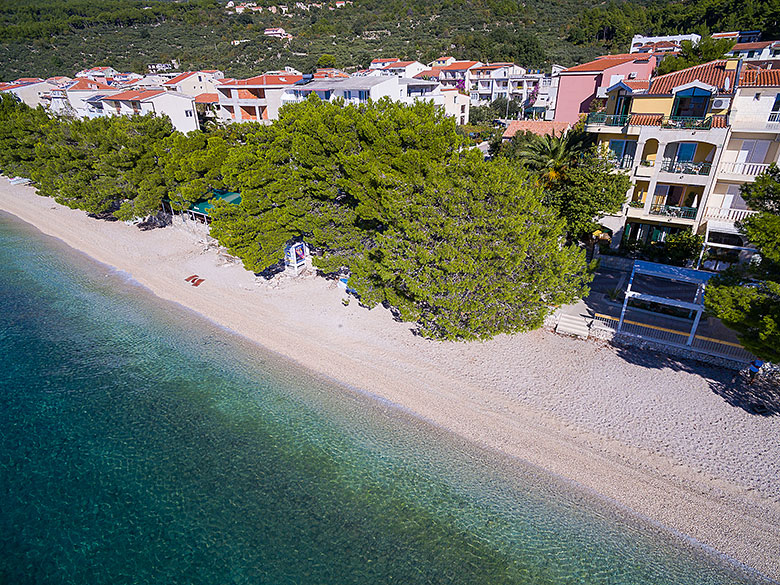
[0, 0, 778, 79]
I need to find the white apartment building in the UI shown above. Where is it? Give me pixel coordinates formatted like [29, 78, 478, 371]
[398, 78, 469, 124]
[100, 90, 200, 132]
[381, 61, 426, 78]
[281, 76, 398, 107]
[163, 70, 225, 97]
[216, 73, 303, 122]
[468, 63, 525, 105]
[700, 67, 780, 268]
[439, 61, 483, 91]
[630, 34, 700, 53]
[47, 78, 119, 118]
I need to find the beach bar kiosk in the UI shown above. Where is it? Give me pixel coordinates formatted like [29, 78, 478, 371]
[285, 241, 309, 275]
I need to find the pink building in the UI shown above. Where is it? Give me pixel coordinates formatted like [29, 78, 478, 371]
[553, 54, 659, 124]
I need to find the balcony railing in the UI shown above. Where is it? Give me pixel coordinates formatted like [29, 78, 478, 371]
[660, 116, 713, 129]
[609, 155, 635, 169]
[649, 204, 698, 219]
[660, 158, 712, 175]
[704, 208, 757, 223]
[586, 113, 630, 126]
[587, 113, 726, 129]
[720, 161, 770, 177]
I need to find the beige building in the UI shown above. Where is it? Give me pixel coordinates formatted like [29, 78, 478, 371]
[163, 71, 225, 97]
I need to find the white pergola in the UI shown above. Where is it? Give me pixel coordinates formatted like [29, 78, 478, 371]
[618, 260, 716, 345]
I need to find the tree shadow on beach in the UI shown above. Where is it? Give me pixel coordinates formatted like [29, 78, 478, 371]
[611, 341, 780, 417]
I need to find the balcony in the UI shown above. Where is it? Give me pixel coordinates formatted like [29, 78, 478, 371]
[704, 208, 757, 223]
[660, 116, 714, 130]
[586, 113, 727, 130]
[649, 204, 698, 219]
[660, 158, 712, 175]
[609, 155, 634, 169]
[719, 161, 770, 178]
[586, 113, 630, 127]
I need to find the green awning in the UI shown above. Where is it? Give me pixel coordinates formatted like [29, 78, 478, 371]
[191, 190, 242, 215]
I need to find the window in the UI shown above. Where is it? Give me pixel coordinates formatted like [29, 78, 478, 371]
[771, 94, 780, 122]
[675, 142, 697, 162]
[608, 140, 636, 168]
[672, 87, 710, 118]
[185, 110, 193, 117]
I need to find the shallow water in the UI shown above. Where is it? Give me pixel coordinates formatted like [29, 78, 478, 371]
[0, 212, 771, 584]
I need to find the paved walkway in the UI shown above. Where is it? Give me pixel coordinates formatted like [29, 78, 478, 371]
[557, 268, 743, 345]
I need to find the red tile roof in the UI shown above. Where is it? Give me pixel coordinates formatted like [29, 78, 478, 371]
[164, 72, 196, 85]
[67, 78, 114, 91]
[739, 68, 780, 87]
[629, 113, 664, 126]
[371, 58, 399, 64]
[502, 120, 571, 139]
[14, 77, 44, 83]
[624, 79, 650, 90]
[441, 60, 480, 71]
[414, 67, 443, 80]
[731, 41, 772, 51]
[648, 60, 737, 94]
[219, 74, 303, 86]
[194, 92, 219, 103]
[472, 62, 514, 71]
[383, 61, 416, 68]
[101, 90, 164, 101]
[564, 55, 642, 73]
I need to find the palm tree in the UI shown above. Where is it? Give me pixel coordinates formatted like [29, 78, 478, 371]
[517, 129, 595, 184]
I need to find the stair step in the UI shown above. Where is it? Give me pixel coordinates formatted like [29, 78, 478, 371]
[555, 314, 590, 338]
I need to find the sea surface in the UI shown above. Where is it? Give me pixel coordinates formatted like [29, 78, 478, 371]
[0, 212, 771, 585]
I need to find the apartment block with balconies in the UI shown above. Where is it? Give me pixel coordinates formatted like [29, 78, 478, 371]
[697, 68, 780, 269]
[217, 73, 303, 123]
[586, 60, 739, 247]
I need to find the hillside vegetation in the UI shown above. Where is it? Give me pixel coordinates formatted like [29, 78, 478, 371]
[1, 0, 775, 80]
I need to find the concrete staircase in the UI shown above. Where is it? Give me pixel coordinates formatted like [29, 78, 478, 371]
[555, 313, 590, 339]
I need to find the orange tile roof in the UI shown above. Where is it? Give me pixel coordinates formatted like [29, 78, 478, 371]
[414, 67, 443, 80]
[731, 41, 772, 51]
[219, 74, 303, 86]
[14, 77, 44, 83]
[101, 90, 164, 101]
[648, 60, 736, 94]
[629, 113, 663, 126]
[472, 63, 514, 71]
[441, 60, 480, 71]
[164, 72, 195, 85]
[564, 55, 641, 73]
[194, 92, 219, 103]
[371, 58, 399, 64]
[739, 68, 780, 87]
[383, 61, 415, 68]
[502, 120, 571, 139]
[67, 78, 114, 91]
[624, 80, 650, 90]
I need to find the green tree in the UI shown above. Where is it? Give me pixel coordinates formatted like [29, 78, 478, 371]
[210, 97, 590, 340]
[655, 36, 736, 76]
[705, 164, 780, 361]
[316, 53, 337, 69]
[0, 95, 52, 178]
[516, 129, 595, 184]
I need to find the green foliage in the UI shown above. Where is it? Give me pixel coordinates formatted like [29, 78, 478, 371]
[568, 0, 778, 50]
[0, 94, 51, 177]
[515, 129, 595, 183]
[469, 97, 523, 125]
[452, 29, 547, 69]
[705, 164, 780, 362]
[0, 96, 177, 219]
[655, 36, 736, 76]
[645, 230, 703, 266]
[503, 129, 629, 239]
[209, 97, 590, 340]
[316, 54, 338, 69]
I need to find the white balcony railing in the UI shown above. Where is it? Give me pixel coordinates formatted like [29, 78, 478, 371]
[704, 208, 758, 223]
[720, 161, 770, 177]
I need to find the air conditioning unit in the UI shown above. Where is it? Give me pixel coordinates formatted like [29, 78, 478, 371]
[712, 97, 731, 109]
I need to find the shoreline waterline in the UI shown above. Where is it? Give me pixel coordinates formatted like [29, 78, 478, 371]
[1, 180, 779, 580]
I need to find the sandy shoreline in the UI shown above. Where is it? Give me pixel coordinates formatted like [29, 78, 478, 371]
[2, 180, 779, 580]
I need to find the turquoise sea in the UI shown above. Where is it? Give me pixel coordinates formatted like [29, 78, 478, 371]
[0, 212, 772, 585]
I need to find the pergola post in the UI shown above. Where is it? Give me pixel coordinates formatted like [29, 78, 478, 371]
[617, 264, 637, 332]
